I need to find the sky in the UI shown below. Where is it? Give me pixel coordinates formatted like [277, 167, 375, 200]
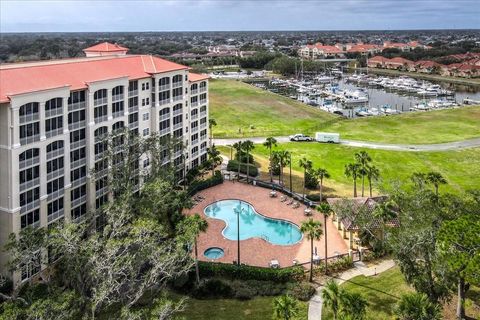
[1, 0, 479, 32]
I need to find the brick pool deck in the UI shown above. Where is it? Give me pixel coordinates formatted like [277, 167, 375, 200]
[185, 181, 349, 269]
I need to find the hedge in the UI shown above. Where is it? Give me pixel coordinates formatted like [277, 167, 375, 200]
[188, 170, 223, 195]
[198, 261, 304, 283]
[227, 160, 259, 177]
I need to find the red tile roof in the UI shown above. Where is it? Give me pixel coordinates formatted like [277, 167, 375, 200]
[0, 55, 188, 103]
[189, 73, 209, 82]
[83, 42, 129, 53]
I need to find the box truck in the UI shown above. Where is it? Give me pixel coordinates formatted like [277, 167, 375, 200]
[315, 132, 340, 143]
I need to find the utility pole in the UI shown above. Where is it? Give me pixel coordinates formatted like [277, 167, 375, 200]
[237, 200, 241, 266]
[289, 153, 293, 195]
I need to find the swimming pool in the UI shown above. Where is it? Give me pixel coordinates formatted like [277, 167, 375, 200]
[204, 247, 225, 259]
[204, 199, 302, 245]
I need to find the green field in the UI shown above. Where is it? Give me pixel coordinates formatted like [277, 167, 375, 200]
[178, 296, 308, 320]
[325, 106, 480, 144]
[209, 79, 480, 144]
[249, 143, 480, 196]
[322, 267, 480, 320]
[209, 79, 338, 138]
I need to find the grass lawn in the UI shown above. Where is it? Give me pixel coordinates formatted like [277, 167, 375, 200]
[323, 106, 480, 144]
[178, 296, 308, 320]
[236, 143, 480, 196]
[322, 267, 480, 320]
[209, 78, 480, 144]
[209, 79, 338, 138]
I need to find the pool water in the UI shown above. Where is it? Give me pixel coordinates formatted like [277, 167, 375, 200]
[204, 247, 225, 259]
[204, 199, 302, 245]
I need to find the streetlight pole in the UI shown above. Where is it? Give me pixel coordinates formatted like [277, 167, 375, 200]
[289, 153, 293, 195]
[237, 200, 241, 266]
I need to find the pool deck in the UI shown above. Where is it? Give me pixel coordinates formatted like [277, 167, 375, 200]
[185, 181, 349, 269]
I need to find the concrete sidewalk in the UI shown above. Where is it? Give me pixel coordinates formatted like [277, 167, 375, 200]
[308, 259, 395, 320]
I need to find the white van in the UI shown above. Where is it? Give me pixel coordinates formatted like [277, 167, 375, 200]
[315, 132, 340, 143]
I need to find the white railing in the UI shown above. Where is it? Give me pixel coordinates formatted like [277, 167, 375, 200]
[112, 94, 124, 103]
[68, 101, 86, 112]
[45, 107, 63, 118]
[47, 169, 64, 182]
[20, 199, 40, 214]
[19, 113, 39, 124]
[19, 178, 40, 192]
[20, 156, 40, 169]
[94, 97, 108, 106]
[20, 134, 41, 146]
[172, 95, 183, 102]
[112, 111, 124, 119]
[47, 148, 64, 160]
[128, 90, 138, 97]
[159, 84, 171, 91]
[94, 115, 108, 124]
[68, 120, 86, 131]
[159, 113, 170, 121]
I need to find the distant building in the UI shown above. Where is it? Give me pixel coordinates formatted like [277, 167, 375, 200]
[0, 42, 210, 285]
[298, 43, 344, 59]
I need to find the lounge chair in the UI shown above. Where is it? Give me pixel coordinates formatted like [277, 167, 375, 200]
[286, 199, 294, 205]
[280, 195, 287, 202]
[292, 202, 300, 209]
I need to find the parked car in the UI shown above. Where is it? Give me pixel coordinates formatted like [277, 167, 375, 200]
[289, 134, 314, 142]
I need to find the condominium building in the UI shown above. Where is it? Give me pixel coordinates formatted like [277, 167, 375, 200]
[0, 42, 209, 283]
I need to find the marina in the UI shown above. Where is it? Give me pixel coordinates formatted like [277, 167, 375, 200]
[251, 72, 480, 118]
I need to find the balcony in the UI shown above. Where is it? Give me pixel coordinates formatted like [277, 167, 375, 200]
[173, 108, 183, 116]
[172, 95, 183, 102]
[68, 121, 86, 131]
[21, 199, 40, 214]
[128, 105, 139, 113]
[173, 122, 183, 130]
[191, 151, 198, 158]
[112, 94, 124, 103]
[112, 111, 124, 119]
[19, 113, 39, 124]
[200, 87, 207, 93]
[45, 108, 64, 118]
[200, 111, 207, 118]
[200, 99, 207, 105]
[191, 113, 198, 120]
[191, 89, 198, 95]
[94, 97, 107, 106]
[70, 139, 86, 150]
[160, 113, 170, 121]
[159, 128, 170, 136]
[128, 121, 139, 129]
[159, 99, 170, 106]
[172, 82, 182, 89]
[71, 195, 87, 210]
[200, 134, 207, 141]
[159, 84, 171, 91]
[128, 90, 138, 97]
[47, 208, 64, 223]
[94, 115, 108, 124]
[96, 187, 109, 198]
[71, 158, 87, 170]
[20, 134, 41, 146]
[200, 122, 207, 129]
[174, 150, 183, 158]
[71, 176, 87, 188]
[46, 128, 64, 139]
[191, 126, 199, 133]
[191, 101, 199, 107]
[47, 168, 64, 182]
[47, 148, 64, 160]
[191, 139, 198, 146]
[19, 178, 40, 192]
[68, 101, 86, 112]
[47, 189, 64, 202]
[20, 156, 40, 170]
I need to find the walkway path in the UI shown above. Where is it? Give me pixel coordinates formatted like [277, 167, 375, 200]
[308, 259, 396, 320]
[214, 136, 480, 152]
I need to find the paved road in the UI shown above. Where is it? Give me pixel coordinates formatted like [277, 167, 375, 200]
[214, 136, 480, 152]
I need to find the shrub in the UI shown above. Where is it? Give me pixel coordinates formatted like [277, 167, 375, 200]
[0, 277, 13, 295]
[314, 256, 354, 275]
[233, 285, 257, 300]
[188, 170, 223, 195]
[306, 194, 320, 202]
[305, 169, 319, 189]
[234, 151, 254, 164]
[288, 282, 316, 301]
[192, 278, 233, 299]
[198, 261, 304, 283]
[227, 160, 258, 177]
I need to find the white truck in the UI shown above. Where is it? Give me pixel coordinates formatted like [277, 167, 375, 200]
[315, 132, 340, 143]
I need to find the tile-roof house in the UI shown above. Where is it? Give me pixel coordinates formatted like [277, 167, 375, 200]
[327, 197, 399, 250]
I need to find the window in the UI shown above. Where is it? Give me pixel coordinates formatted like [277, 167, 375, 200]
[20, 166, 40, 184]
[142, 82, 150, 91]
[191, 121, 198, 130]
[143, 158, 150, 168]
[146, 98, 149, 105]
[191, 133, 198, 142]
[173, 103, 182, 113]
[68, 91, 86, 104]
[128, 81, 138, 92]
[112, 101, 124, 115]
[112, 121, 124, 132]
[48, 198, 64, 217]
[112, 85, 124, 96]
[96, 194, 109, 209]
[19, 102, 39, 117]
[159, 119, 170, 131]
[70, 166, 86, 182]
[191, 83, 198, 92]
[47, 141, 64, 153]
[20, 123, 40, 139]
[143, 128, 149, 137]
[173, 75, 183, 83]
[68, 110, 85, 124]
[94, 89, 107, 100]
[70, 147, 86, 162]
[70, 129, 85, 143]
[159, 91, 170, 103]
[200, 81, 207, 89]
[45, 116, 63, 132]
[160, 108, 170, 118]
[71, 204, 87, 220]
[172, 88, 182, 99]
[47, 157, 64, 173]
[47, 177, 64, 194]
[159, 77, 170, 87]
[173, 128, 182, 138]
[20, 187, 40, 207]
[94, 104, 107, 120]
[173, 115, 182, 126]
[128, 112, 138, 124]
[45, 98, 63, 111]
[71, 185, 86, 201]
[200, 93, 207, 102]
[128, 97, 138, 109]
[143, 113, 149, 121]
[21, 209, 40, 229]
[19, 149, 39, 162]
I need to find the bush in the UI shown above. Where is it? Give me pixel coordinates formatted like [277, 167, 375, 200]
[314, 256, 354, 275]
[192, 278, 233, 299]
[234, 151, 254, 164]
[188, 170, 223, 195]
[305, 170, 318, 189]
[306, 194, 320, 202]
[0, 277, 13, 295]
[198, 261, 304, 283]
[227, 160, 258, 177]
[288, 282, 316, 301]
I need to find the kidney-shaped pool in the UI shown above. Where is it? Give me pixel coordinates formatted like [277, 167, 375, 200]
[204, 199, 302, 245]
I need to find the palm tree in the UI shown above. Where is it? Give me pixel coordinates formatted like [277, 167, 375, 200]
[373, 200, 397, 243]
[344, 163, 361, 197]
[263, 137, 277, 183]
[395, 292, 441, 320]
[299, 157, 313, 201]
[274, 150, 290, 187]
[207, 145, 222, 177]
[365, 165, 380, 197]
[426, 171, 447, 196]
[322, 279, 342, 320]
[242, 140, 255, 183]
[411, 172, 427, 189]
[272, 294, 299, 320]
[208, 118, 217, 147]
[233, 141, 243, 181]
[354, 151, 371, 197]
[339, 291, 369, 320]
[182, 214, 208, 285]
[300, 218, 323, 282]
[317, 203, 333, 274]
[314, 168, 330, 202]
